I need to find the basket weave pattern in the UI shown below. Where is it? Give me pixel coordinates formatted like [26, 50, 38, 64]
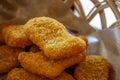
[73, 0, 120, 29]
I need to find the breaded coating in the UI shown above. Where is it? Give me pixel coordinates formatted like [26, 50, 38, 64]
[0, 45, 24, 73]
[74, 55, 111, 80]
[29, 45, 40, 53]
[24, 17, 86, 59]
[18, 51, 86, 78]
[54, 72, 75, 80]
[6, 68, 49, 80]
[2, 25, 32, 48]
[6, 68, 75, 80]
[79, 36, 88, 46]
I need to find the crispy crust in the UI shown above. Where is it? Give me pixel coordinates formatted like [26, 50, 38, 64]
[24, 17, 86, 59]
[18, 51, 86, 78]
[2, 25, 32, 48]
[7, 68, 75, 80]
[0, 45, 24, 73]
[78, 36, 88, 47]
[74, 55, 111, 80]
[53, 72, 75, 80]
[6, 68, 48, 80]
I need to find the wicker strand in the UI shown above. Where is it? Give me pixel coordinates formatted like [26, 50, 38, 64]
[74, 0, 87, 22]
[87, 4, 108, 23]
[91, 0, 107, 29]
[73, 0, 120, 29]
[105, 0, 120, 20]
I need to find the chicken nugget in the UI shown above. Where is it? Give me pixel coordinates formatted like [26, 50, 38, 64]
[0, 45, 24, 74]
[54, 71, 75, 80]
[79, 36, 88, 46]
[24, 17, 86, 59]
[74, 55, 111, 80]
[6, 68, 49, 80]
[2, 25, 32, 48]
[6, 68, 75, 80]
[18, 51, 85, 78]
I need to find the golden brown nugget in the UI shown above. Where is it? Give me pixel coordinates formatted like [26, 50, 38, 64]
[2, 25, 32, 48]
[18, 51, 86, 78]
[74, 55, 111, 80]
[54, 72, 75, 80]
[0, 45, 24, 74]
[7, 68, 75, 80]
[24, 17, 86, 59]
[29, 45, 40, 53]
[7, 68, 49, 80]
[79, 36, 88, 46]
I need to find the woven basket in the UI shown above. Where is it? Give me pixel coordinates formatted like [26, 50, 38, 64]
[69, 0, 120, 29]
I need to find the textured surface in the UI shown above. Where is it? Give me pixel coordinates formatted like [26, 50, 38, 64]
[78, 36, 88, 47]
[53, 71, 75, 80]
[24, 17, 86, 59]
[0, 45, 24, 74]
[74, 55, 111, 80]
[6, 68, 75, 80]
[18, 51, 86, 78]
[6, 68, 48, 80]
[2, 25, 32, 48]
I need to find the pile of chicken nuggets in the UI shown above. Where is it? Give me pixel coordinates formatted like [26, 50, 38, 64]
[0, 17, 111, 80]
